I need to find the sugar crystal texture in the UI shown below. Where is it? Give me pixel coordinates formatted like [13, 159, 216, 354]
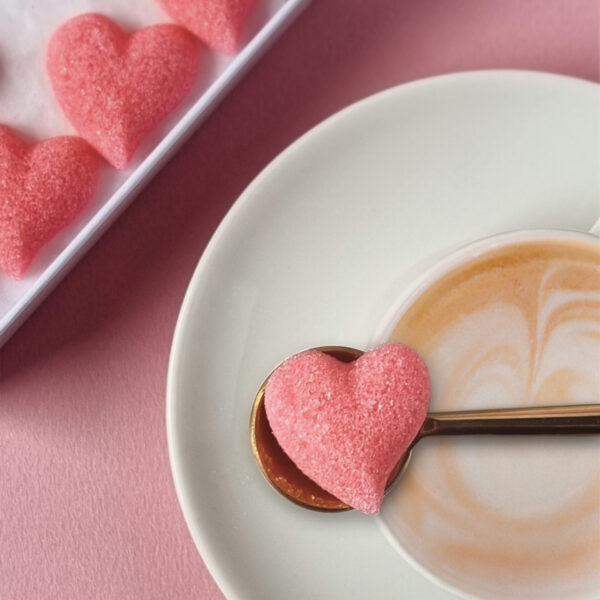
[46, 14, 200, 169]
[265, 343, 430, 514]
[0, 125, 99, 279]
[156, 0, 259, 54]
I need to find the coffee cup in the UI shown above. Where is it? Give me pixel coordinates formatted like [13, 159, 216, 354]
[373, 228, 600, 600]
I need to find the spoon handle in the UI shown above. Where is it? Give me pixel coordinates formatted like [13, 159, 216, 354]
[419, 404, 600, 439]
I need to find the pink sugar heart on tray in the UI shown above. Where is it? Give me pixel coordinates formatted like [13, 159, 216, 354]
[0, 125, 99, 279]
[156, 0, 258, 54]
[47, 14, 200, 169]
[265, 343, 430, 514]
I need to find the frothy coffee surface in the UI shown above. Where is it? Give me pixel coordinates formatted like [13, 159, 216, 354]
[382, 238, 600, 599]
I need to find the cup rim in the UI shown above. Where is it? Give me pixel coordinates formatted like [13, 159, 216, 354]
[373, 227, 599, 347]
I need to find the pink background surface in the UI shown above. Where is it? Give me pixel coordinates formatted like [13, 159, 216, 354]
[1, 1, 598, 598]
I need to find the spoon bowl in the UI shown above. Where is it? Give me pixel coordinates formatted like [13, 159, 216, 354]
[251, 381, 352, 511]
[250, 346, 368, 511]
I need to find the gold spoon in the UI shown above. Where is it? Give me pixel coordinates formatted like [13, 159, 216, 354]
[249, 346, 600, 512]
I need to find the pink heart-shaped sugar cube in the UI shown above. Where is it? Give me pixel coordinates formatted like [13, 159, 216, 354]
[157, 0, 258, 54]
[265, 343, 430, 514]
[0, 125, 99, 279]
[47, 14, 199, 169]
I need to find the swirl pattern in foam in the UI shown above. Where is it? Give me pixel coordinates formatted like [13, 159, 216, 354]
[380, 237, 600, 600]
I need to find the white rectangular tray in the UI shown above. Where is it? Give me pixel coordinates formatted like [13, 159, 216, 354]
[0, 0, 310, 347]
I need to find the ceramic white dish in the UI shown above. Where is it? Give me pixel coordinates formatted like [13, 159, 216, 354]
[167, 71, 600, 600]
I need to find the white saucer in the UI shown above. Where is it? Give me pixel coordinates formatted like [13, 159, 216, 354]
[167, 71, 600, 600]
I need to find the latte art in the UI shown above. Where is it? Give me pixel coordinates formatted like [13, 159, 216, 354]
[382, 237, 600, 599]
[391, 241, 600, 397]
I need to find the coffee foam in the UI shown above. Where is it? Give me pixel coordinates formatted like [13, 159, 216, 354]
[381, 237, 600, 598]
